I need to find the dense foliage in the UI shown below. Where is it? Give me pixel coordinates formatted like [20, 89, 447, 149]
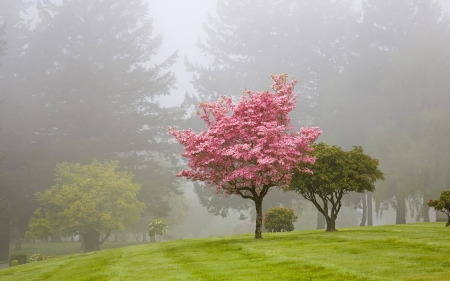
[170, 74, 320, 238]
[148, 219, 169, 242]
[26, 160, 145, 252]
[288, 143, 384, 232]
[264, 207, 297, 232]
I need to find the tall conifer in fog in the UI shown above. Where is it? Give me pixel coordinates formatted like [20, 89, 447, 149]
[317, 0, 450, 224]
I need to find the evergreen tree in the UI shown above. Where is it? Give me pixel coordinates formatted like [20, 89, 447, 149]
[0, 0, 182, 257]
[317, 0, 450, 224]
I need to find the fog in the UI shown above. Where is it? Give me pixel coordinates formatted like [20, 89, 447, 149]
[0, 0, 449, 253]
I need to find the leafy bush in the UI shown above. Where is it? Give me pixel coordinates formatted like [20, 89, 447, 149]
[148, 219, 169, 237]
[264, 207, 298, 232]
[10, 260, 19, 267]
[9, 254, 27, 266]
[428, 190, 450, 226]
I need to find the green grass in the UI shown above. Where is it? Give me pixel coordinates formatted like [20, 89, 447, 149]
[1, 223, 450, 280]
[7, 241, 140, 258]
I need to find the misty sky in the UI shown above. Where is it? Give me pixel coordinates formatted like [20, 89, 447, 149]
[149, 0, 450, 107]
[22, 0, 450, 107]
[147, 0, 218, 107]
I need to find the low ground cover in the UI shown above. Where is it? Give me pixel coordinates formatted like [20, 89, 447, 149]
[1, 223, 449, 280]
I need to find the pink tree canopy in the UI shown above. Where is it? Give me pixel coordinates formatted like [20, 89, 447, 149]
[169, 74, 321, 238]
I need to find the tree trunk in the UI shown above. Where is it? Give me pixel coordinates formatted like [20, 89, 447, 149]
[149, 233, 156, 243]
[367, 193, 373, 226]
[0, 213, 9, 262]
[325, 215, 337, 232]
[423, 199, 430, 222]
[83, 230, 101, 253]
[360, 193, 367, 227]
[396, 194, 406, 224]
[254, 199, 263, 239]
[142, 231, 148, 243]
[79, 234, 84, 251]
[316, 211, 325, 229]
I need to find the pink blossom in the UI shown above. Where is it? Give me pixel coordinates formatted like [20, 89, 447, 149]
[169, 75, 320, 238]
[169, 74, 321, 193]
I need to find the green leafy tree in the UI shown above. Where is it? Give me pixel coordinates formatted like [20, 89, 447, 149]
[288, 143, 384, 232]
[148, 219, 168, 242]
[428, 190, 450, 227]
[264, 207, 297, 232]
[26, 160, 145, 252]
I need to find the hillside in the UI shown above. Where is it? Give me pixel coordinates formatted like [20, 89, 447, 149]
[1, 223, 449, 280]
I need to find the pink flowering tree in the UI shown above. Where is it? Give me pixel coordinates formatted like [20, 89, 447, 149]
[169, 74, 321, 239]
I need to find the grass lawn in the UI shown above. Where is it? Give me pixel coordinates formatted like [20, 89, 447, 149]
[6, 241, 142, 259]
[1, 223, 449, 280]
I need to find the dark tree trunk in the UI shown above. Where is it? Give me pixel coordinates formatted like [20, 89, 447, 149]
[142, 231, 148, 243]
[149, 233, 156, 243]
[0, 213, 10, 262]
[396, 194, 406, 224]
[367, 193, 373, 226]
[316, 211, 325, 229]
[423, 199, 430, 222]
[447, 216, 450, 227]
[82, 230, 101, 253]
[325, 215, 337, 232]
[254, 199, 263, 239]
[360, 193, 367, 227]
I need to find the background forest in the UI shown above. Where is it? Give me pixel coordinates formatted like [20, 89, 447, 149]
[0, 0, 449, 259]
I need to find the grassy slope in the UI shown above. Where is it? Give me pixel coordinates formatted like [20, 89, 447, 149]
[6, 241, 141, 259]
[1, 223, 449, 281]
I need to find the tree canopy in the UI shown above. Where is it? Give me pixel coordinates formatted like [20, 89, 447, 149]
[288, 142, 384, 232]
[27, 160, 145, 252]
[170, 74, 321, 238]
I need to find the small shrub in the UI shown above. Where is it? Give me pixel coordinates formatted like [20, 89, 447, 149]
[149, 219, 169, 242]
[30, 254, 58, 262]
[30, 254, 46, 262]
[9, 254, 27, 266]
[264, 207, 298, 232]
[10, 260, 19, 267]
[428, 190, 450, 227]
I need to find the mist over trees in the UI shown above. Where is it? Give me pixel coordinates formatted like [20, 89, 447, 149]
[186, 0, 450, 227]
[0, 0, 449, 258]
[0, 0, 184, 258]
[317, 0, 450, 224]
